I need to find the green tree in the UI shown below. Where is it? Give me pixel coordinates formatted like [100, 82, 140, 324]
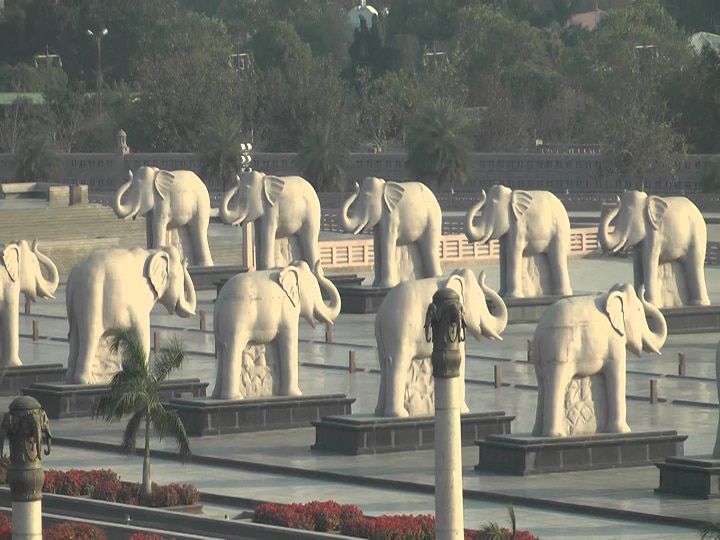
[93, 328, 191, 505]
[14, 136, 61, 182]
[297, 124, 349, 192]
[198, 118, 249, 190]
[405, 99, 473, 192]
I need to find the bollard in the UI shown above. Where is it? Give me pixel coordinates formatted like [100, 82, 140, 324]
[24, 298, 30, 315]
[650, 379, 659, 404]
[494, 365, 502, 389]
[32, 320, 39, 342]
[678, 352, 686, 377]
[325, 323, 332, 343]
[199, 310, 206, 331]
[527, 339, 533, 362]
[349, 350, 356, 373]
[425, 288, 465, 540]
[0, 396, 52, 540]
[153, 332, 160, 354]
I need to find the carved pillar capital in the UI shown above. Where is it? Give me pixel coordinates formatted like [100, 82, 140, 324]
[425, 288, 466, 379]
[0, 396, 52, 502]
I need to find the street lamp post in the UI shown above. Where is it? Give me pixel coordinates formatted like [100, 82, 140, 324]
[87, 27, 109, 115]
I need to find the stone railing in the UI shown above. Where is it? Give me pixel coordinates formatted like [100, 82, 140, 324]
[319, 227, 600, 270]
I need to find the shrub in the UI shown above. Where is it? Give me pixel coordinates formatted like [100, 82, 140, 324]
[340, 516, 376, 538]
[43, 522, 106, 540]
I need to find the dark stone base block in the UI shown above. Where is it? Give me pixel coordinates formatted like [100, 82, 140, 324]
[337, 286, 390, 314]
[23, 378, 208, 419]
[188, 264, 248, 291]
[0, 364, 66, 396]
[165, 394, 355, 436]
[655, 455, 720, 498]
[660, 306, 720, 335]
[312, 411, 515, 455]
[475, 431, 687, 475]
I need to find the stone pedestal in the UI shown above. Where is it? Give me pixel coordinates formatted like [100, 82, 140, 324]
[312, 411, 514, 455]
[475, 431, 687, 475]
[189, 264, 248, 291]
[661, 305, 720, 334]
[166, 394, 355, 436]
[655, 456, 720, 498]
[337, 286, 390, 314]
[22, 379, 208, 419]
[0, 365, 66, 396]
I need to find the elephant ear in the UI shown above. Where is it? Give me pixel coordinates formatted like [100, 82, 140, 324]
[154, 170, 175, 201]
[147, 251, 170, 298]
[604, 290, 626, 337]
[646, 196, 668, 230]
[511, 190, 533, 220]
[263, 176, 286, 207]
[278, 266, 300, 308]
[2, 244, 19, 282]
[383, 182, 405, 213]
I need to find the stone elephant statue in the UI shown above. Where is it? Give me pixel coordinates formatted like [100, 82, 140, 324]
[464, 185, 573, 298]
[374, 269, 508, 418]
[213, 260, 341, 399]
[598, 191, 709, 308]
[219, 171, 321, 270]
[0, 240, 59, 367]
[339, 177, 443, 288]
[113, 167, 214, 266]
[531, 283, 667, 437]
[65, 246, 197, 384]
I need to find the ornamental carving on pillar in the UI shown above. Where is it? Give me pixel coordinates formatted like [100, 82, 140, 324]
[425, 288, 466, 379]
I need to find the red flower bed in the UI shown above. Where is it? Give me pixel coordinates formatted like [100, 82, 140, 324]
[254, 501, 540, 539]
[0, 516, 105, 540]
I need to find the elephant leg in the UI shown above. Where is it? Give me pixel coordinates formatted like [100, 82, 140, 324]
[550, 237, 572, 296]
[684, 254, 710, 306]
[541, 366, 571, 437]
[379, 226, 400, 288]
[190, 217, 214, 267]
[298, 223, 321, 268]
[504, 234, 525, 298]
[643, 244, 661, 305]
[603, 361, 631, 434]
[420, 228, 442, 279]
[145, 214, 154, 249]
[374, 354, 387, 416]
[384, 345, 410, 417]
[218, 334, 248, 399]
[531, 370, 545, 436]
[257, 221, 276, 270]
[66, 320, 79, 380]
[212, 336, 225, 399]
[3, 294, 21, 367]
[153, 217, 169, 250]
[74, 324, 102, 384]
[371, 228, 383, 287]
[276, 327, 302, 396]
[133, 318, 151, 367]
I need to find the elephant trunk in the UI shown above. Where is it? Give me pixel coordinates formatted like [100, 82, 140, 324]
[478, 270, 508, 340]
[219, 179, 247, 226]
[464, 190, 492, 244]
[313, 261, 342, 325]
[639, 285, 667, 354]
[113, 172, 140, 220]
[32, 240, 59, 300]
[598, 197, 627, 253]
[339, 182, 365, 234]
[174, 261, 197, 318]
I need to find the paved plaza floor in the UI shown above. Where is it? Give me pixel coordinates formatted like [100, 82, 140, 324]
[8, 255, 720, 539]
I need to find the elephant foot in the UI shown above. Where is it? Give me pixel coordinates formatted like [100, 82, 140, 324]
[377, 280, 398, 289]
[73, 371, 96, 385]
[284, 386, 303, 397]
[383, 407, 409, 418]
[503, 290, 524, 299]
[5, 357, 22, 367]
[606, 420, 631, 434]
[461, 402, 470, 414]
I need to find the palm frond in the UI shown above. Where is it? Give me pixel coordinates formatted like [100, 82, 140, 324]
[93, 389, 148, 421]
[120, 409, 146, 455]
[701, 522, 720, 540]
[148, 402, 192, 461]
[107, 327, 148, 372]
[151, 335, 186, 384]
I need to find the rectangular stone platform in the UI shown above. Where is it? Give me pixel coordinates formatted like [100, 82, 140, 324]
[22, 378, 208, 419]
[475, 431, 687, 475]
[312, 411, 514, 455]
[661, 306, 720, 335]
[337, 286, 391, 314]
[165, 394, 355, 436]
[655, 455, 720, 498]
[188, 264, 248, 291]
[0, 364, 66, 396]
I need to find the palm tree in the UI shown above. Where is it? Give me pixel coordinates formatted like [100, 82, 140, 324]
[93, 328, 191, 505]
[405, 99, 473, 193]
[297, 124, 349, 192]
[198, 117, 248, 191]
